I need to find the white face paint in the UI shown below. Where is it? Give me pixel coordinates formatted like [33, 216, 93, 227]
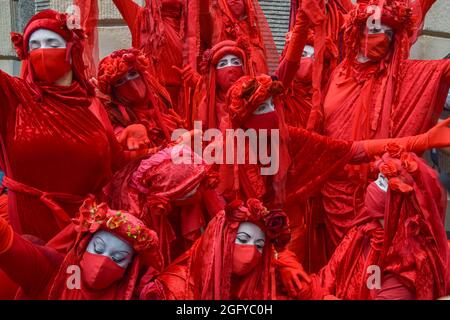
[235, 222, 266, 253]
[374, 173, 388, 193]
[302, 45, 315, 58]
[253, 96, 275, 115]
[216, 54, 243, 70]
[114, 69, 141, 87]
[86, 230, 134, 269]
[28, 29, 67, 51]
[367, 23, 394, 40]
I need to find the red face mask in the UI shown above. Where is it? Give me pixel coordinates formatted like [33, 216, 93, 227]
[216, 66, 244, 94]
[232, 244, 262, 276]
[365, 181, 387, 220]
[244, 111, 279, 130]
[227, 0, 246, 18]
[80, 252, 126, 290]
[29, 48, 72, 84]
[296, 57, 313, 83]
[114, 77, 148, 106]
[360, 33, 391, 61]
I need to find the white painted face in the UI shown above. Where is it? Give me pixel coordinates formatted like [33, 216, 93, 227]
[302, 45, 315, 58]
[114, 69, 141, 87]
[374, 173, 388, 193]
[367, 23, 394, 40]
[28, 29, 67, 52]
[216, 54, 243, 70]
[253, 96, 275, 115]
[86, 230, 134, 269]
[235, 222, 266, 253]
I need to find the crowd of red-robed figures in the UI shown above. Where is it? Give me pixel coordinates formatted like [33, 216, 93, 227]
[0, 0, 449, 300]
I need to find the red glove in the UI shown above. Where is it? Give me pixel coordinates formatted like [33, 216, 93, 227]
[285, 10, 311, 63]
[172, 65, 201, 89]
[0, 216, 13, 255]
[118, 123, 151, 151]
[363, 117, 450, 158]
[274, 249, 311, 297]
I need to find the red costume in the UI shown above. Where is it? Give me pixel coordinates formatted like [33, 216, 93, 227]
[220, 74, 450, 272]
[309, 0, 450, 262]
[111, 0, 186, 113]
[192, 40, 254, 130]
[106, 145, 225, 266]
[291, 148, 448, 300]
[199, 0, 278, 74]
[97, 48, 185, 150]
[139, 198, 291, 299]
[0, 10, 125, 242]
[0, 199, 162, 299]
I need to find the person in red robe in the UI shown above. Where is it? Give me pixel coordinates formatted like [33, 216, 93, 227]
[111, 0, 186, 113]
[97, 48, 185, 151]
[280, 146, 448, 300]
[199, 0, 279, 74]
[309, 0, 450, 259]
[0, 10, 148, 243]
[0, 198, 162, 299]
[180, 39, 254, 130]
[105, 144, 225, 266]
[139, 198, 291, 300]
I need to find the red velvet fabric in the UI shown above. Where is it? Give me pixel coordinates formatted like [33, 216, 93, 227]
[0, 70, 124, 242]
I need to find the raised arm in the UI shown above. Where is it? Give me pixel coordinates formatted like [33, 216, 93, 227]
[112, 0, 142, 32]
[277, 9, 311, 87]
[199, 0, 213, 49]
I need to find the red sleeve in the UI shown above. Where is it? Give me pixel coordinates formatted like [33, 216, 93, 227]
[286, 126, 355, 202]
[375, 274, 416, 300]
[0, 233, 63, 297]
[113, 0, 141, 34]
[0, 70, 19, 137]
[199, 0, 212, 48]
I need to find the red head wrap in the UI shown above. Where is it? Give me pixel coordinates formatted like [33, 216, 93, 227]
[227, 74, 284, 128]
[10, 9, 94, 95]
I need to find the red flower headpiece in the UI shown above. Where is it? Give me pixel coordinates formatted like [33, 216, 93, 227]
[225, 198, 291, 251]
[97, 48, 151, 95]
[74, 198, 162, 268]
[227, 75, 284, 128]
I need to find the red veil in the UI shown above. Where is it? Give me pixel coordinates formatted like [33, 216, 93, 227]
[139, 198, 291, 300]
[193, 39, 254, 130]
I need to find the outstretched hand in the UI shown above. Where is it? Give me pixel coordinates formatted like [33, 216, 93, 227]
[118, 124, 150, 151]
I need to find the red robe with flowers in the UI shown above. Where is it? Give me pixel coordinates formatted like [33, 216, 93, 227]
[315, 0, 450, 252]
[0, 71, 124, 242]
